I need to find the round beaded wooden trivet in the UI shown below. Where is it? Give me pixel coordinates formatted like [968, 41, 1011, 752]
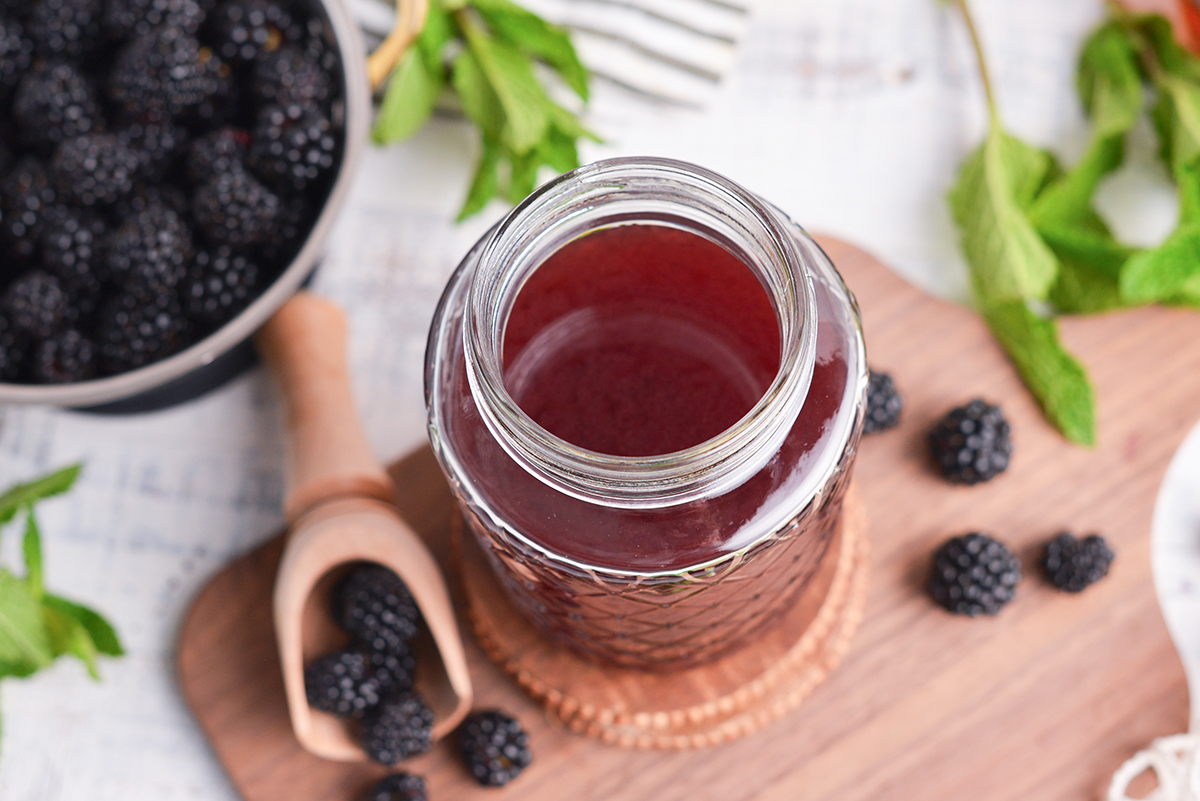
[455, 485, 870, 750]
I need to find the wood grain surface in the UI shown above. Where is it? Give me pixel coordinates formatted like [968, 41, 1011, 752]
[176, 236, 1191, 801]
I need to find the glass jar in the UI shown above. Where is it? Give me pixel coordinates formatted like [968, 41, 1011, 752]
[425, 157, 867, 670]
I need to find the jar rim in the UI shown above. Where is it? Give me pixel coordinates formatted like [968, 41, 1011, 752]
[462, 157, 818, 508]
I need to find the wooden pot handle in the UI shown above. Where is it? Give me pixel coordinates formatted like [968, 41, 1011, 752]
[256, 291, 395, 523]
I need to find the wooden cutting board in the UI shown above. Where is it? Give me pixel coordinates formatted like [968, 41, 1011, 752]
[177, 236, 1191, 801]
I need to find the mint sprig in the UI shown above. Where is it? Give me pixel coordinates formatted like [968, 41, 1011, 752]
[0, 465, 123, 744]
[948, 0, 1096, 445]
[948, 0, 1200, 445]
[372, 0, 599, 219]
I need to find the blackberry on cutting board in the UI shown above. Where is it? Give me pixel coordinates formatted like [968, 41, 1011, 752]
[862, 369, 902, 434]
[358, 692, 435, 765]
[12, 61, 102, 149]
[929, 532, 1021, 617]
[1043, 532, 1114, 593]
[361, 773, 428, 801]
[207, 0, 302, 63]
[51, 133, 141, 207]
[108, 26, 229, 120]
[248, 103, 337, 192]
[458, 710, 533, 787]
[928, 399, 1012, 485]
[31, 327, 97, 383]
[102, 199, 193, 291]
[25, 0, 103, 62]
[333, 564, 423, 654]
[3, 270, 70, 339]
[96, 284, 191, 374]
[191, 167, 282, 247]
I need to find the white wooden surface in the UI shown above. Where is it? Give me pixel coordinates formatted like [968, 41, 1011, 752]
[1, 0, 1198, 798]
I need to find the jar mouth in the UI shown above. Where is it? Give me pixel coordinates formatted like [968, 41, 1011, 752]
[463, 157, 818, 508]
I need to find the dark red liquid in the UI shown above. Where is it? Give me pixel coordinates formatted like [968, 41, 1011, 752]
[503, 224, 780, 457]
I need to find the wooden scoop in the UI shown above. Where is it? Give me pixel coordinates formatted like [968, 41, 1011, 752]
[257, 291, 473, 762]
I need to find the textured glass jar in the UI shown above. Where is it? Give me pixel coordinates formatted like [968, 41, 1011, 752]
[426, 157, 867, 670]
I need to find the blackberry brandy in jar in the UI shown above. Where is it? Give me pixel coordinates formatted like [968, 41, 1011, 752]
[426, 158, 867, 670]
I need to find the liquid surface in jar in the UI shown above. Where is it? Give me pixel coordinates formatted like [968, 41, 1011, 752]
[502, 223, 781, 457]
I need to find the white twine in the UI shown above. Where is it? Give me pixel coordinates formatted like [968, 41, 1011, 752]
[1109, 735, 1200, 801]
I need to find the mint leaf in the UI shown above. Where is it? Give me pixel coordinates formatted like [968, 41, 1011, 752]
[1045, 225, 1136, 313]
[1150, 73, 1200, 177]
[0, 464, 80, 527]
[1121, 224, 1200, 301]
[458, 136, 503, 220]
[982, 300, 1096, 446]
[372, 46, 446, 144]
[1032, 21, 1143, 232]
[43, 595, 123, 658]
[471, 0, 589, 99]
[22, 513, 42, 600]
[0, 571, 52, 679]
[948, 124, 1061, 302]
[43, 602, 99, 679]
[461, 16, 549, 155]
[452, 48, 505, 138]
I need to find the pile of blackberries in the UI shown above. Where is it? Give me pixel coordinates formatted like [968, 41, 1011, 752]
[306, 564, 534, 798]
[0, 0, 345, 383]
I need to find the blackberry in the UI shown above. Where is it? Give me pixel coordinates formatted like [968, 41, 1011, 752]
[117, 117, 188, 183]
[109, 28, 229, 120]
[26, 0, 102, 61]
[358, 692, 434, 765]
[185, 126, 249, 183]
[367, 643, 417, 696]
[361, 773, 427, 801]
[96, 284, 191, 374]
[13, 61, 103, 149]
[40, 206, 106, 320]
[102, 200, 193, 291]
[183, 245, 260, 327]
[862, 369, 902, 435]
[0, 157, 58, 263]
[258, 195, 313, 265]
[0, 17, 34, 99]
[3, 270, 70, 338]
[103, 0, 205, 39]
[929, 532, 1021, 617]
[251, 45, 334, 109]
[458, 710, 532, 787]
[52, 133, 141, 207]
[333, 564, 422, 654]
[0, 315, 30, 382]
[31, 327, 97, 383]
[1043, 532, 1114, 593]
[248, 104, 337, 192]
[191, 167, 282, 247]
[207, 0, 302, 63]
[304, 647, 385, 719]
[928, 399, 1012, 485]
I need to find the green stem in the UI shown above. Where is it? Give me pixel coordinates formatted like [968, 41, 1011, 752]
[953, 0, 1000, 125]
